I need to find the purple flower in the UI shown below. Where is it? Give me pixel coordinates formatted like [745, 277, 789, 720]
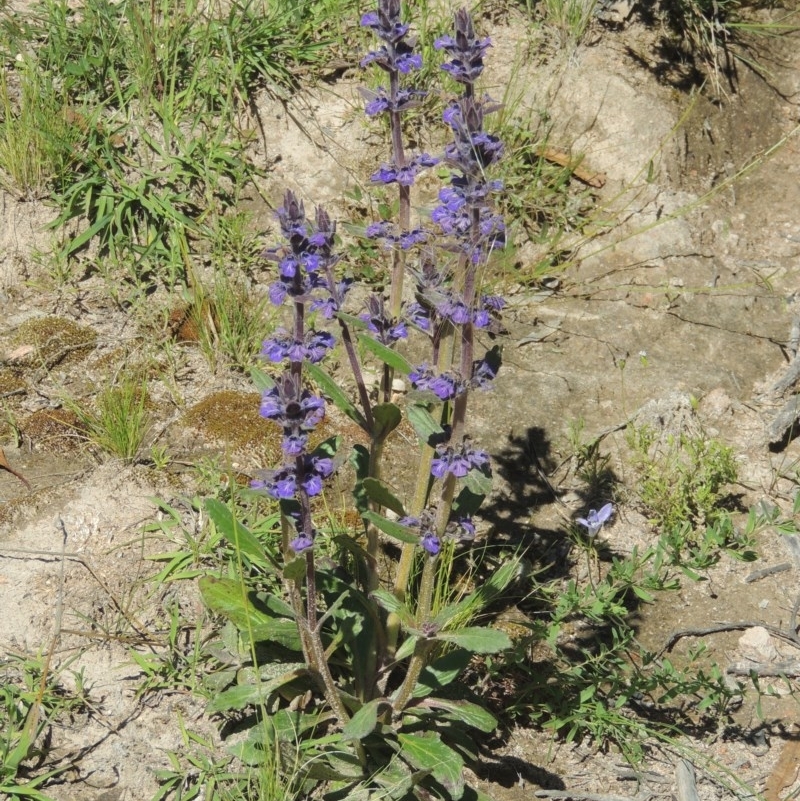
[260, 330, 335, 365]
[370, 154, 439, 187]
[360, 294, 408, 345]
[259, 374, 325, 431]
[251, 466, 297, 500]
[399, 228, 428, 249]
[282, 433, 308, 456]
[305, 331, 336, 363]
[471, 357, 497, 390]
[290, 530, 315, 553]
[300, 453, 335, 496]
[360, 0, 409, 43]
[406, 302, 432, 333]
[434, 10, 491, 86]
[576, 503, 614, 538]
[431, 442, 489, 479]
[447, 516, 476, 541]
[409, 364, 462, 401]
[421, 532, 441, 556]
[276, 191, 308, 239]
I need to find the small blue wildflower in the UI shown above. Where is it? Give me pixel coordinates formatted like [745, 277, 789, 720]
[576, 503, 614, 538]
[370, 154, 438, 186]
[431, 442, 489, 479]
[405, 302, 432, 333]
[360, 294, 408, 345]
[470, 358, 497, 390]
[281, 433, 308, 456]
[409, 364, 462, 401]
[421, 531, 441, 556]
[360, 0, 409, 43]
[251, 466, 297, 500]
[435, 9, 492, 86]
[290, 531, 315, 553]
[259, 375, 325, 431]
[449, 516, 476, 541]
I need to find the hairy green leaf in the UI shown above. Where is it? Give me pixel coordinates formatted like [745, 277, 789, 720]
[372, 402, 402, 441]
[362, 510, 417, 544]
[199, 576, 301, 650]
[397, 732, 464, 799]
[435, 627, 511, 654]
[305, 360, 368, 431]
[407, 403, 445, 445]
[413, 648, 472, 697]
[358, 334, 412, 374]
[362, 478, 406, 516]
[204, 498, 272, 569]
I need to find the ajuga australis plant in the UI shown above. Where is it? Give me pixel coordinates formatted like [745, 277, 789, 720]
[198, 3, 518, 798]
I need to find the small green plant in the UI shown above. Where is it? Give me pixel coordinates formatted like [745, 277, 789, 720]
[656, 0, 800, 95]
[0, 653, 89, 800]
[494, 121, 601, 280]
[192, 272, 276, 373]
[537, 0, 598, 46]
[65, 373, 151, 461]
[0, 60, 84, 199]
[628, 425, 738, 530]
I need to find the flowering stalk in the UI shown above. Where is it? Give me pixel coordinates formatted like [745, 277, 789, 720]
[255, 191, 355, 726]
[361, 0, 436, 399]
[387, 9, 505, 662]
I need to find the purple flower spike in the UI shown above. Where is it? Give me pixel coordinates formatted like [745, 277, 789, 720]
[576, 503, 614, 538]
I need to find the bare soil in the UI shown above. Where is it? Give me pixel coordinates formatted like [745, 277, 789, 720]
[2, 9, 800, 801]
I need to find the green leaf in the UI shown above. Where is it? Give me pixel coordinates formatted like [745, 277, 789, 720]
[372, 589, 413, 624]
[335, 311, 370, 331]
[411, 698, 497, 733]
[434, 627, 511, 654]
[398, 732, 464, 799]
[413, 649, 471, 697]
[452, 486, 485, 518]
[283, 556, 306, 581]
[205, 498, 272, 569]
[310, 435, 340, 459]
[305, 361, 368, 432]
[199, 576, 301, 650]
[434, 699, 497, 733]
[362, 510, 417, 544]
[362, 478, 406, 516]
[372, 402, 402, 441]
[206, 668, 306, 712]
[464, 467, 492, 496]
[395, 633, 418, 661]
[632, 585, 655, 602]
[250, 365, 275, 391]
[64, 212, 114, 254]
[358, 334, 412, 374]
[407, 404, 444, 445]
[342, 699, 382, 740]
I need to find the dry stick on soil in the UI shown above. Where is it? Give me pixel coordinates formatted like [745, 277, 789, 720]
[660, 621, 800, 657]
[0, 444, 31, 489]
[726, 659, 800, 677]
